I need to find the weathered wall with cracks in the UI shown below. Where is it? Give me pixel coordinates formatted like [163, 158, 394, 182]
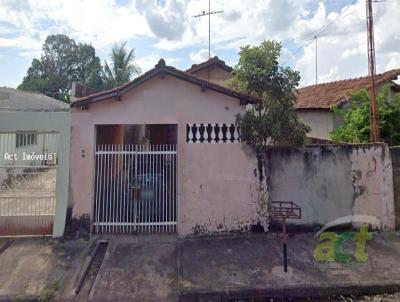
[390, 147, 400, 229]
[268, 144, 395, 230]
[179, 143, 261, 235]
[183, 143, 396, 234]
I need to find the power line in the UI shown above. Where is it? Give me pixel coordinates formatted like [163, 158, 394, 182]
[281, 1, 359, 66]
[372, 0, 400, 2]
[315, 35, 318, 84]
[314, 3, 358, 38]
[282, 0, 358, 48]
[281, 40, 313, 66]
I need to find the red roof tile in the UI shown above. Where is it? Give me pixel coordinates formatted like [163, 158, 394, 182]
[295, 69, 400, 110]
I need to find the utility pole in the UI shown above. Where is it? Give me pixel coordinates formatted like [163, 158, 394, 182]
[366, 0, 379, 142]
[194, 0, 223, 59]
[315, 35, 318, 85]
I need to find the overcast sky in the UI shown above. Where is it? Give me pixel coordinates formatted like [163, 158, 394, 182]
[0, 0, 399, 88]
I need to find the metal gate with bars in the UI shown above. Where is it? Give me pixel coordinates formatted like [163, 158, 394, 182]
[94, 144, 177, 234]
[0, 132, 59, 237]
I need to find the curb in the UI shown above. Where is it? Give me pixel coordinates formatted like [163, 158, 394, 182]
[179, 282, 400, 301]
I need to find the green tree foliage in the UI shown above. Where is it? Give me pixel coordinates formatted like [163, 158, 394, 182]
[330, 87, 400, 145]
[103, 42, 141, 89]
[18, 35, 103, 102]
[228, 41, 309, 229]
[228, 40, 309, 185]
[229, 40, 309, 150]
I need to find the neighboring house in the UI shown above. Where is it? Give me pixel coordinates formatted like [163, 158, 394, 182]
[188, 58, 400, 141]
[295, 69, 400, 139]
[0, 87, 69, 110]
[0, 88, 69, 167]
[0, 87, 71, 237]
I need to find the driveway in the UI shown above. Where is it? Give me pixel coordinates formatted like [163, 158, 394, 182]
[89, 235, 178, 302]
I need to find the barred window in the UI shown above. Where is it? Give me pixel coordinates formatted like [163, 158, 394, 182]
[16, 132, 37, 148]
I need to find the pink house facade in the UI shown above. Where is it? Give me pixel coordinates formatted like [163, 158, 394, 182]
[70, 59, 261, 236]
[69, 58, 397, 236]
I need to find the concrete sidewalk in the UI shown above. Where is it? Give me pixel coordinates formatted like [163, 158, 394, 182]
[0, 238, 90, 301]
[88, 232, 400, 301]
[179, 233, 400, 301]
[1, 232, 400, 301]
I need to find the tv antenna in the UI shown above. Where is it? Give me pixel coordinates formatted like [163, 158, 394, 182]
[314, 35, 318, 85]
[305, 35, 319, 85]
[194, 0, 223, 59]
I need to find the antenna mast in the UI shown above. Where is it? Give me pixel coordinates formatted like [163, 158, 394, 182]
[315, 35, 318, 85]
[194, 0, 223, 59]
[366, 0, 379, 142]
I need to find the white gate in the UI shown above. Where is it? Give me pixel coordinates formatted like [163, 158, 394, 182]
[94, 144, 177, 234]
[0, 132, 59, 237]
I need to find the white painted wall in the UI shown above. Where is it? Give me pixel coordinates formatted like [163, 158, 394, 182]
[297, 109, 336, 140]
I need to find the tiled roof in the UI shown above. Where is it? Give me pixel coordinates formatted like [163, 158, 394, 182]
[295, 69, 400, 110]
[0, 87, 69, 111]
[186, 56, 233, 74]
[71, 59, 258, 108]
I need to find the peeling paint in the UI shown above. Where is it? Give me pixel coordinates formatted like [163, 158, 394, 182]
[185, 144, 395, 235]
[268, 144, 395, 230]
[350, 144, 395, 230]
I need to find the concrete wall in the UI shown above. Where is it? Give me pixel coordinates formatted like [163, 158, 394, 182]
[268, 144, 395, 229]
[390, 147, 400, 229]
[180, 144, 259, 235]
[70, 75, 260, 235]
[0, 110, 71, 237]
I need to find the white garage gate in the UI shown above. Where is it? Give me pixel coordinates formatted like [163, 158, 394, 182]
[0, 132, 59, 236]
[93, 144, 177, 234]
